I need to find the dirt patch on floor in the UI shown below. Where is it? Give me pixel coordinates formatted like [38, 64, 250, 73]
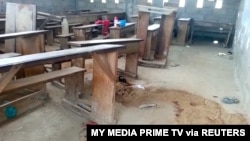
[115, 83, 248, 124]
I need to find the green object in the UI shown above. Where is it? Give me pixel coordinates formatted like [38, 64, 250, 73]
[3, 106, 17, 119]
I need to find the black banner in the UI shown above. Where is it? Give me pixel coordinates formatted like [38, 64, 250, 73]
[87, 125, 249, 140]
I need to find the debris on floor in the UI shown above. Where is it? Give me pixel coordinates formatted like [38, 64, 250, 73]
[139, 103, 157, 109]
[218, 52, 227, 56]
[170, 64, 181, 67]
[221, 97, 240, 104]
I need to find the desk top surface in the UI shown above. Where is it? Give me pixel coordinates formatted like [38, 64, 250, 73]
[109, 23, 136, 29]
[68, 38, 143, 47]
[0, 44, 125, 69]
[73, 24, 102, 29]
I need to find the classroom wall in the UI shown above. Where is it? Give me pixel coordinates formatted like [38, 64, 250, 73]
[233, 0, 250, 118]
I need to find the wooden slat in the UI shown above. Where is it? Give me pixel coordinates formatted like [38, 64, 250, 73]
[109, 23, 136, 29]
[0, 30, 48, 40]
[68, 38, 143, 47]
[72, 24, 102, 29]
[1, 67, 86, 94]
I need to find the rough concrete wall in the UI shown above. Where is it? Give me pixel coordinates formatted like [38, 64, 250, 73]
[78, 0, 240, 24]
[0, 0, 75, 14]
[173, 0, 240, 24]
[233, 0, 250, 117]
[78, 0, 126, 13]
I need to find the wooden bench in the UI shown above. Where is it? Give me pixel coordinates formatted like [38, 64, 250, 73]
[109, 23, 136, 39]
[68, 38, 143, 78]
[0, 44, 125, 124]
[72, 24, 102, 41]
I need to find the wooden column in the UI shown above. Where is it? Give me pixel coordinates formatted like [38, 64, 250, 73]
[91, 51, 118, 124]
[155, 12, 176, 60]
[136, 11, 150, 57]
[176, 18, 191, 45]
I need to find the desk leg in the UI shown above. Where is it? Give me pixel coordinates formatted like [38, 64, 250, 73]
[74, 29, 86, 41]
[46, 30, 54, 45]
[155, 13, 175, 60]
[64, 71, 84, 102]
[125, 52, 138, 78]
[110, 29, 120, 39]
[91, 51, 118, 124]
[143, 32, 152, 60]
[58, 37, 70, 50]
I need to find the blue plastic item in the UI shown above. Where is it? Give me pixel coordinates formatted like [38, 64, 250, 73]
[4, 106, 17, 119]
[119, 20, 126, 27]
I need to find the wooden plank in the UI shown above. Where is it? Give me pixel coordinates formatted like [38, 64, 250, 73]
[15, 4, 36, 32]
[137, 5, 177, 15]
[1, 67, 86, 94]
[0, 44, 125, 72]
[68, 38, 142, 47]
[0, 30, 48, 40]
[4, 3, 17, 53]
[136, 11, 150, 57]
[91, 51, 118, 124]
[73, 24, 102, 29]
[0, 89, 46, 124]
[0, 53, 21, 59]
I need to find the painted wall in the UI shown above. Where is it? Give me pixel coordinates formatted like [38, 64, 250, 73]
[233, 0, 250, 117]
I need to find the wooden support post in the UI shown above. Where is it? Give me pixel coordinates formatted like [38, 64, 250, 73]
[155, 13, 176, 60]
[91, 51, 118, 124]
[136, 11, 150, 57]
[143, 31, 153, 60]
[176, 18, 190, 45]
[64, 71, 84, 102]
[73, 29, 86, 41]
[46, 30, 54, 45]
[109, 29, 121, 39]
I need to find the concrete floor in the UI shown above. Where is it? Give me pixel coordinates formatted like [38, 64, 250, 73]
[0, 41, 249, 141]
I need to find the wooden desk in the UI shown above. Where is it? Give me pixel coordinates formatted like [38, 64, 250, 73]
[68, 38, 142, 78]
[0, 44, 125, 124]
[109, 23, 136, 39]
[72, 24, 102, 41]
[142, 24, 160, 61]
